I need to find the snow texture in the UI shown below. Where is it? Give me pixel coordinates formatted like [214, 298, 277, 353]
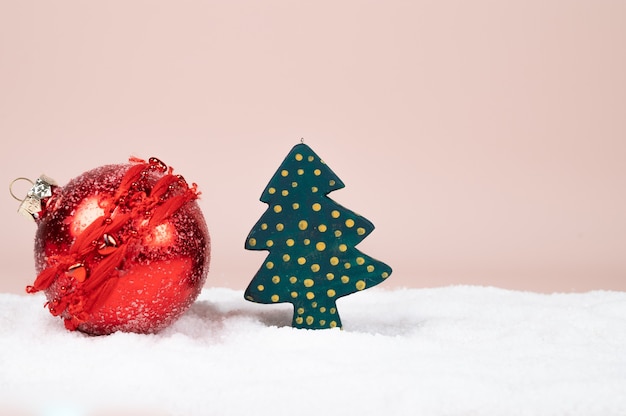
[1, 286, 625, 416]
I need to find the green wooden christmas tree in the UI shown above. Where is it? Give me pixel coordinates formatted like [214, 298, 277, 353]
[244, 142, 392, 329]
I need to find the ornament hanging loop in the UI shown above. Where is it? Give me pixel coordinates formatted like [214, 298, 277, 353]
[9, 177, 34, 201]
[11, 175, 58, 221]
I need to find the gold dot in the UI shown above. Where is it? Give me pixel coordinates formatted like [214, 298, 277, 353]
[320, 307, 327, 313]
[291, 181, 298, 188]
[357, 227, 366, 235]
[289, 276, 297, 284]
[314, 169, 321, 176]
[367, 265, 375, 272]
[248, 238, 256, 247]
[318, 224, 327, 232]
[281, 169, 289, 177]
[311, 186, 318, 193]
[257, 285, 265, 291]
[330, 257, 339, 266]
[344, 263, 352, 269]
[329, 180, 336, 186]
[341, 275, 349, 283]
[304, 279, 314, 287]
[274, 205, 282, 213]
[316, 242, 326, 251]
[271, 294, 279, 302]
[282, 254, 290, 262]
[330, 308, 337, 314]
[326, 273, 335, 280]
[299, 220, 308, 230]
[356, 257, 365, 265]
[334, 230, 342, 237]
[266, 261, 274, 269]
[291, 291, 298, 298]
[268, 187, 276, 194]
[356, 280, 366, 291]
[292, 203, 300, 210]
[266, 240, 274, 247]
[295, 153, 303, 161]
[281, 190, 289, 197]
[327, 289, 336, 297]
[306, 316, 314, 325]
[272, 275, 281, 284]
[297, 257, 306, 265]
[339, 244, 347, 252]
[312, 302, 318, 308]
[329, 321, 337, 328]
[319, 320, 326, 326]
[304, 239, 310, 245]
[308, 156, 314, 162]
[286, 239, 295, 247]
[382, 272, 389, 278]
[261, 223, 268, 230]
[312, 203, 321, 212]
[297, 307, 305, 315]
[297, 169, 304, 175]
[345, 219, 355, 228]
[306, 292, 315, 300]
[311, 264, 320, 272]
[276, 223, 284, 231]
[296, 317, 303, 325]
[331, 210, 340, 218]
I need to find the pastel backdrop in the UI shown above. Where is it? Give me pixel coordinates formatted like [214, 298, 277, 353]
[1, 0, 624, 294]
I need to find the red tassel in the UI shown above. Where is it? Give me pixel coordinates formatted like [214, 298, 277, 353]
[149, 174, 180, 201]
[81, 245, 128, 294]
[28, 267, 58, 293]
[70, 214, 107, 256]
[111, 162, 149, 204]
[148, 192, 197, 228]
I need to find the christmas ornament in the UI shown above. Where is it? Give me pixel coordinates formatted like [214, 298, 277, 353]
[244, 142, 392, 329]
[14, 157, 210, 335]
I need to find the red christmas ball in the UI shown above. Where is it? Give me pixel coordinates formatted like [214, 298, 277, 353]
[27, 157, 210, 335]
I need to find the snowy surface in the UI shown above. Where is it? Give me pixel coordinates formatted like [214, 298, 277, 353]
[1, 286, 626, 416]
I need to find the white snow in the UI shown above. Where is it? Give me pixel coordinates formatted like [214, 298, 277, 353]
[1, 286, 625, 416]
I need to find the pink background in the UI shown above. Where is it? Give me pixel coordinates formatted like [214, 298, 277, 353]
[1, 0, 624, 294]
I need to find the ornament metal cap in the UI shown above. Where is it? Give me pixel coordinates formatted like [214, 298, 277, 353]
[10, 175, 58, 221]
